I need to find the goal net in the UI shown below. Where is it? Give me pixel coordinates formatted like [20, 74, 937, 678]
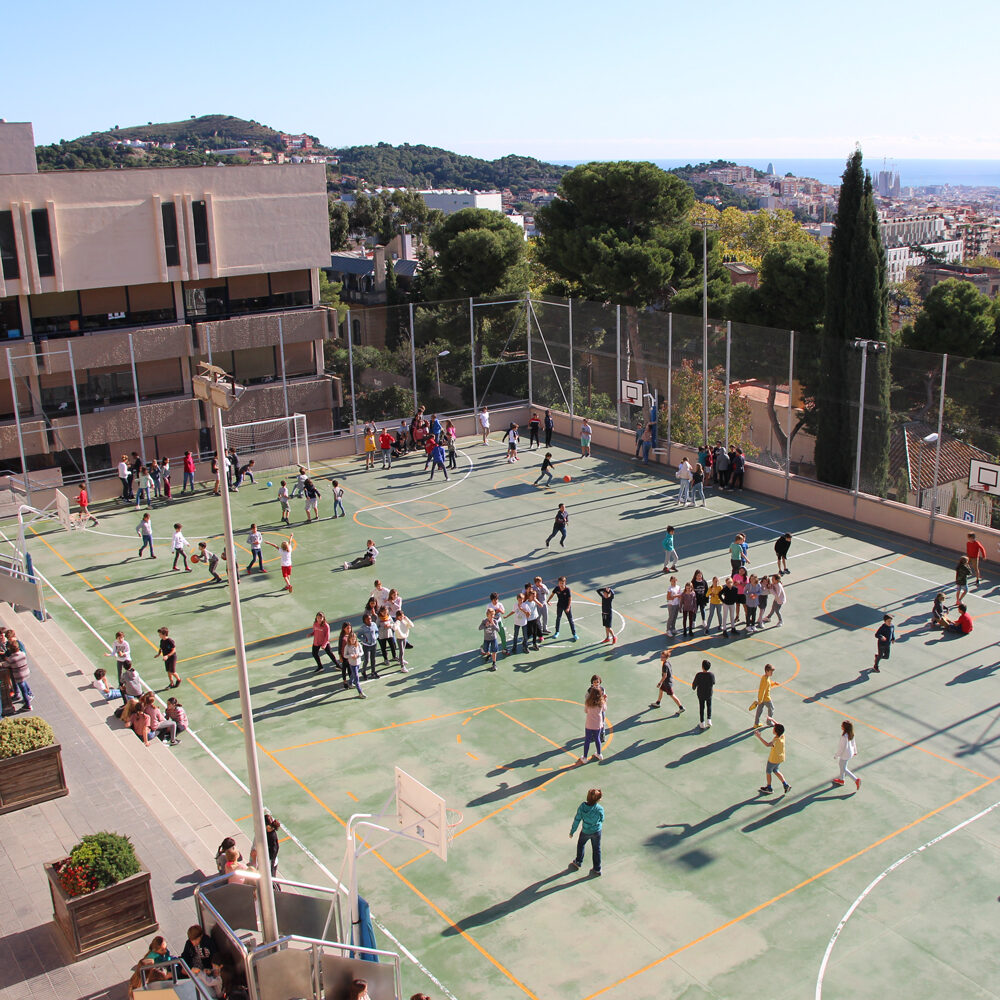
[221, 413, 310, 475]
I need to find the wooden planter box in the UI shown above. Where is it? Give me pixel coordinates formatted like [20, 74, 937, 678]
[0, 743, 68, 814]
[45, 859, 158, 960]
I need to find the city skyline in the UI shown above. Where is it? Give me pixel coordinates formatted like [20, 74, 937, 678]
[7, 0, 1000, 162]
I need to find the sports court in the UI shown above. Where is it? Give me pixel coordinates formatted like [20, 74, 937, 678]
[11, 433, 1000, 1000]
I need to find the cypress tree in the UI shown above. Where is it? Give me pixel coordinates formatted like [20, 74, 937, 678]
[817, 150, 891, 493]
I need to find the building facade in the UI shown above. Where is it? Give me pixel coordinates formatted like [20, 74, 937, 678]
[0, 122, 338, 480]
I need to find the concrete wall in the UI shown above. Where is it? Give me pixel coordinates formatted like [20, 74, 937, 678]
[39, 322, 194, 374]
[199, 308, 326, 355]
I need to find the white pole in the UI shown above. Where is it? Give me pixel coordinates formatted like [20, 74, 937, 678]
[211, 401, 280, 944]
[852, 348, 869, 517]
[66, 341, 89, 487]
[408, 302, 418, 411]
[702, 225, 709, 446]
[526, 296, 533, 407]
[7, 348, 30, 505]
[277, 317, 292, 457]
[615, 304, 622, 449]
[724, 321, 731, 451]
[568, 297, 574, 421]
[666, 313, 673, 467]
[346, 309, 359, 453]
[468, 298, 478, 412]
[928, 354, 948, 544]
[785, 330, 794, 501]
[128, 333, 147, 461]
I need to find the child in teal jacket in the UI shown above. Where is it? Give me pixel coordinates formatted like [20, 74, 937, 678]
[568, 788, 604, 876]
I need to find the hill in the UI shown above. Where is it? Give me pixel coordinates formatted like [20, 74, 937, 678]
[332, 143, 569, 196]
[70, 114, 294, 150]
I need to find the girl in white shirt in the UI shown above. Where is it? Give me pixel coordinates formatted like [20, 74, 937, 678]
[487, 592, 507, 654]
[761, 575, 786, 626]
[172, 523, 191, 571]
[268, 538, 293, 592]
[392, 611, 412, 672]
[508, 592, 529, 654]
[833, 720, 860, 790]
[106, 631, 132, 693]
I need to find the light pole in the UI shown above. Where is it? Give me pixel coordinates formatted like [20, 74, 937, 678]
[191, 363, 279, 945]
[435, 349, 450, 398]
[914, 431, 939, 510]
[850, 339, 888, 516]
[697, 216, 718, 447]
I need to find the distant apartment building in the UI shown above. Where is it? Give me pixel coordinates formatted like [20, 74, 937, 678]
[281, 133, 314, 151]
[878, 213, 963, 283]
[0, 122, 338, 479]
[419, 190, 503, 215]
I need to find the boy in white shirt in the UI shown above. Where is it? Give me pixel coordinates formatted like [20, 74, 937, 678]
[479, 406, 491, 445]
[278, 481, 290, 525]
[332, 480, 346, 519]
[246, 524, 264, 573]
[171, 523, 190, 571]
[371, 580, 390, 610]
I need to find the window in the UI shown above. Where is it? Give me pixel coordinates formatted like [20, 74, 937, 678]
[192, 200, 210, 265]
[0, 297, 22, 339]
[0, 212, 18, 280]
[352, 319, 361, 345]
[161, 203, 180, 267]
[32, 208, 54, 277]
[183, 279, 227, 318]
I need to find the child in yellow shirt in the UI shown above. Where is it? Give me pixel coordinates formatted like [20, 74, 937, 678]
[752, 664, 777, 728]
[755, 722, 790, 795]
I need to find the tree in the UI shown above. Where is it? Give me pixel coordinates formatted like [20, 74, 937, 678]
[903, 279, 995, 357]
[328, 199, 350, 250]
[423, 209, 529, 300]
[728, 240, 828, 459]
[662, 360, 753, 454]
[713, 206, 815, 269]
[817, 150, 891, 494]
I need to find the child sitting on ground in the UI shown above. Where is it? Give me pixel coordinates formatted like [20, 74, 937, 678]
[166, 697, 188, 733]
[92, 667, 121, 701]
[931, 592, 948, 627]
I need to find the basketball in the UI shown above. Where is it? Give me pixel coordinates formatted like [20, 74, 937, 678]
[563, 475, 572, 483]
[267, 480, 273, 487]
[190, 553, 200, 564]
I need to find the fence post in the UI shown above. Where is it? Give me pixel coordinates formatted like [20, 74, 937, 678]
[666, 313, 672, 467]
[346, 309, 359, 453]
[852, 347, 869, 519]
[6, 348, 30, 504]
[928, 354, 947, 545]
[277, 316, 292, 456]
[568, 297, 574, 424]
[615, 304, 622, 450]
[785, 330, 794, 501]
[66, 341, 89, 487]
[468, 297, 478, 412]
[408, 302, 418, 411]
[128, 333, 147, 461]
[724, 321, 731, 451]
[526, 296, 533, 408]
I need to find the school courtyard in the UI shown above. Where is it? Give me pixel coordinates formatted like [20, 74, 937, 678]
[14, 436, 1000, 1000]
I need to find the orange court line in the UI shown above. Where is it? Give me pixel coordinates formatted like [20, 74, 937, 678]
[189, 644, 311, 679]
[121, 576, 215, 605]
[30, 527, 158, 649]
[582, 773, 1000, 1000]
[493, 706, 594, 762]
[820, 552, 909, 630]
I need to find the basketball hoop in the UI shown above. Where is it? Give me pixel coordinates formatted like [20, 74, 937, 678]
[446, 808, 463, 841]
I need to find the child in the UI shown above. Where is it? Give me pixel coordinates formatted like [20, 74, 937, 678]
[760, 575, 786, 626]
[487, 592, 508, 654]
[166, 697, 188, 733]
[732, 567, 748, 625]
[832, 720, 860, 790]
[568, 788, 603, 876]
[751, 664, 776, 728]
[107, 631, 132, 694]
[578, 685, 606, 763]
[705, 576, 723, 632]
[303, 479, 321, 522]
[774, 532, 792, 574]
[92, 668, 121, 701]
[332, 480, 346, 519]
[680, 582, 697, 637]
[744, 575, 762, 633]
[428, 441, 449, 480]
[944, 603, 974, 635]
[873, 614, 894, 672]
[692, 570, 709, 625]
[358, 613, 379, 680]
[534, 452, 556, 487]
[596, 586, 616, 644]
[160, 457, 171, 500]
[342, 631, 366, 698]
[245, 524, 265, 573]
[172, 523, 191, 572]
[155, 626, 181, 688]
[720, 577, 738, 635]
[136, 513, 155, 558]
[580, 419, 592, 458]
[665, 576, 681, 637]
[505, 422, 519, 464]
[121, 662, 143, 701]
[197, 542, 223, 583]
[445, 420, 458, 469]
[756, 722, 790, 794]
[955, 555, 972, 604]
[966, 531, 986, 586]
[651, 650, 685, 713]
[376, 608, 396, 664]
[931, 592, 948, 627]
[277, 539, 293, 592]
[691, 659, 715, 729]
[291, 466, 307, 498]
[729, 534, 744, 576]
[591, 674, 607, 745]
[363, 423, 377, 470]
[392, 611, 412, 672]
[343, 540, 378, 570]
[278, 481, 290, 525]
[661, 525, 678, 573]
[479, 608, 500, 671]
[75, 484, 99, 526]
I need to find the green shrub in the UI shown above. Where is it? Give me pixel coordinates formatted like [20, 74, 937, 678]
[59, 832, 140, 896]
[0, 716, 55, 758]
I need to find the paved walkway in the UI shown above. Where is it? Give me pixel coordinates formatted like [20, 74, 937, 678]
[0, 604, 239, 1000]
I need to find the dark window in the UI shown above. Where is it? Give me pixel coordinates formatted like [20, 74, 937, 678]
[192, 200, 210, 264]
[161, 203, 180, 267]
[0, 297, 22, 339]
[32, 209, 54, 277]
[183, 281, 227, 318]
[0, 212, 19, 280]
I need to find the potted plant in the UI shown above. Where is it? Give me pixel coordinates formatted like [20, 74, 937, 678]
[46, 831, 158, 959]
[0, 716, 68, 814]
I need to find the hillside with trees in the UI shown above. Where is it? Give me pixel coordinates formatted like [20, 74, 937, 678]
[68, 115, 291, 149]
[332, 143, 569, 195]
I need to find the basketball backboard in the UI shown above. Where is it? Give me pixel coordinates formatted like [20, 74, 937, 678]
[968, 459, 1000, 497]
[53, 490, 74, 530]
[620, 379, 643, 406]
[394, 767, 448, 861]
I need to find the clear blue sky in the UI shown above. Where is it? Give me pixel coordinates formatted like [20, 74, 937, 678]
[9, 0, 998, 161]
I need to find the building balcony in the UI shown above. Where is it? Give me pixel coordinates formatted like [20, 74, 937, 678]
[37, 323, 195, 375]
[197, 307, 330, 354]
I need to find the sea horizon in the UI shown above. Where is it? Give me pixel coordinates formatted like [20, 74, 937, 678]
[561, 158, 1000, 189]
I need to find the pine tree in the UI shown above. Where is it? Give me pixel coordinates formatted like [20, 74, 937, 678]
[816, 150, 891, 493]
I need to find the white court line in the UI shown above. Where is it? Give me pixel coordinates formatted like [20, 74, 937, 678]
[815, 796, 1000, 1000]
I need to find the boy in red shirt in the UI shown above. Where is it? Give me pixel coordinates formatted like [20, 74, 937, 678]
[378, 429, 395, 469]
[944, 603, 974, 635]
[75, 485, 99, 526]
[966, 532, 986, 585]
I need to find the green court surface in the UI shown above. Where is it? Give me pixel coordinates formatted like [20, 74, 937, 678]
[14, 440, 1000, 1000]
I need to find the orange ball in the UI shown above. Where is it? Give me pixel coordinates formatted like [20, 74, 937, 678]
[563, 475, 572, 483]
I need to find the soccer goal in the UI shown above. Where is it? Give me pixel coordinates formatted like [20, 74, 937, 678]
[221, 413, 310, 475]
